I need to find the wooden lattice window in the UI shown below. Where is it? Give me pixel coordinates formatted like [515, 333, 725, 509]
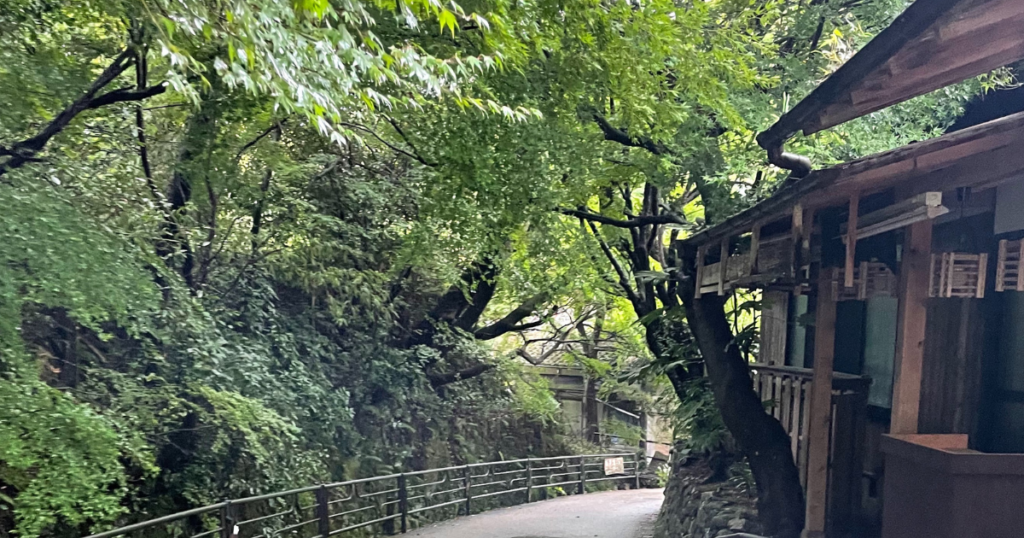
[929, 252, 987, 298]
[996, 239, 1024, 292]
[832, 262, 898, 301]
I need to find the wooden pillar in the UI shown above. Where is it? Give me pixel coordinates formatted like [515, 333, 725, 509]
[749, 224, 761, 275]
[695, 246, 705, 298]
[844, 194, 859, 288]
[791, 204, 804, 278]
[718, 240, 729, 296]
[891, 220, 933, 434]
[804, 269, 837, 538]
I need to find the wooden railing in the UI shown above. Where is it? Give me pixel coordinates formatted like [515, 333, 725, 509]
[749, 363, 870, 532]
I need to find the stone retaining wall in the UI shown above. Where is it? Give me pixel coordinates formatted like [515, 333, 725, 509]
[652, 447, 763, 538]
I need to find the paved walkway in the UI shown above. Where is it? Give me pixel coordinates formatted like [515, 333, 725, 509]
[405, 489, 664, 538]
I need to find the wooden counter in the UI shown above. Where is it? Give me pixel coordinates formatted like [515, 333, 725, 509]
[881, 434, 1024, 538]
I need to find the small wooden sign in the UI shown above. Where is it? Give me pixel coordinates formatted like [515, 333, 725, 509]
[604, 457, 625, 475]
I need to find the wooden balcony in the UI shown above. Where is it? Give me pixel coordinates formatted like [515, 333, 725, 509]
[750, 363, 871, 535]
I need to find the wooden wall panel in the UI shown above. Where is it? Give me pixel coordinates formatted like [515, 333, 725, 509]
[919, 299, 985, 437]
[761, 290, 790, 366]
[919, 212, 995, 442]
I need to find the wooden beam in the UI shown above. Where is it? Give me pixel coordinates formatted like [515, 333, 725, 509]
[845, 194, 859, 288]
[804, 268, 838, 537]
[891, 219, 933, 434]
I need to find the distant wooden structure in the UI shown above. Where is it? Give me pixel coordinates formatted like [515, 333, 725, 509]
[529, 364, 671, 460]
[680, 0, 1024, 536]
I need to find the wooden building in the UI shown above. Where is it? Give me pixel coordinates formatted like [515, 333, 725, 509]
[529, 364, 673, 460]
[679, 0, 1024, 536]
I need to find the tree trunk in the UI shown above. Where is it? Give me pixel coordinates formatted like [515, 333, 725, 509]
[642, 315, 701, 401]
[679, 250, 804, 538]
[157, 106, 220, 289]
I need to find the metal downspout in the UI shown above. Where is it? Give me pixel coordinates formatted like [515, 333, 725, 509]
[756, 131, 812, 179]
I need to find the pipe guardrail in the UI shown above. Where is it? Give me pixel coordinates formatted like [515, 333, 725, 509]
[84, 452, 643, 538]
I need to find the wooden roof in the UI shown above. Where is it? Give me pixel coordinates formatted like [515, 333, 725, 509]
[687, 108, 1024, 247]
[758, 0, 1024, 147]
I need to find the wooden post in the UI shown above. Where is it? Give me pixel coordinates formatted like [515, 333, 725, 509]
[718, 240, 729, 296]
[845, 194, 859, 288]
[804, 269, 838, 538]
[996, 239, 1007, 292]
[790, 378, 804, 460]
[750, 224, 761, 275]
[791, 204, 804, 278]
[977, 253, 988, 298]
[945, 253, 954, 298]
[802, 207, 815, 288]
[891, 220, 933, 434]
[799, 379, 811, 488]
[858, 261, 869, 300]
[849, 386, 869, 531]
[634, 453, 641, 489]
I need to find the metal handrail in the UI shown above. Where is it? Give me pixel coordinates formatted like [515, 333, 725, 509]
[83, 451, 642, 538]
[749, 362, 871, 392]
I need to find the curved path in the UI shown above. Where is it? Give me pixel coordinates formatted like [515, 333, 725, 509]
[405, 489, 664, 538]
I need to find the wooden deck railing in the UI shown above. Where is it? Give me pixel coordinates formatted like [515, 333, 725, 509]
[749, 363, 870, 532]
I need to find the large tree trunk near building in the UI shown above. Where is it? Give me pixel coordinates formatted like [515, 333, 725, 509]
[678, 250, 805, 538]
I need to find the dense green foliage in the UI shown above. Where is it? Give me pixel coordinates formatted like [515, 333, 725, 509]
[0, 0, 1005, 535]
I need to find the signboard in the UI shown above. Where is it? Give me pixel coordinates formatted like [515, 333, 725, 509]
[603, 457, 625, 476]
